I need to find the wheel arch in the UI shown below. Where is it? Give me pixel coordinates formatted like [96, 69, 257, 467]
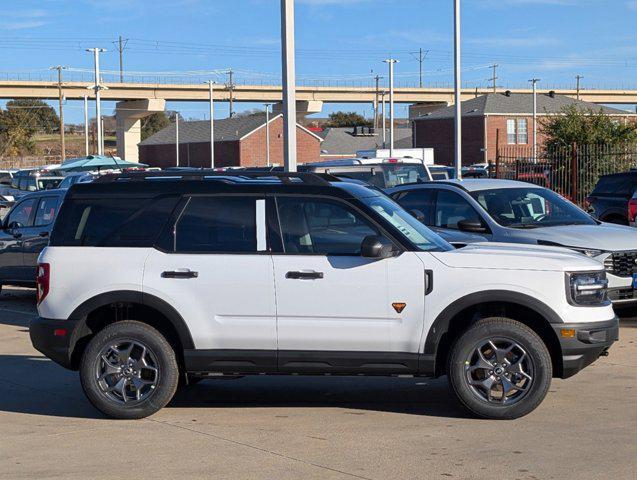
[424, 291, 564, 377]
[67, 290, 194, 369]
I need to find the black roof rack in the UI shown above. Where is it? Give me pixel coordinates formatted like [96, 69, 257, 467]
[93, 169, 338, 187]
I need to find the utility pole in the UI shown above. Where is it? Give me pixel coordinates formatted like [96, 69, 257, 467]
[373, 74, 382, 129]
[175, 113, 180, 167]
[264, 103, 273, 167]
[380, 91, 387, 148]
[384, 59, 398, 156]
[281, 0, 297, 172]
[50, 66, 67, 162]
[205, 80, 215, 168]
[575, 74, 583, 100]
[490, 64, 498, 92]
[529, 78, 540, 162]
[453, 0, 462, 179]
[114, 35, 129, 83]
[410, 48, 428, 88]
[226, 68, 235, 118]
[83, 95, 89, 155]
[86, 48, 106, 156]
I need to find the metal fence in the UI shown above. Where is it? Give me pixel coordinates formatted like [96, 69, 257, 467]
[0, 156, 61, 170]
[494, 144, 637, 206]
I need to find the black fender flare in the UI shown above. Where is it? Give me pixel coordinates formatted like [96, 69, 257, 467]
[423, 290, 562, 356]
[68, 290, 195, 350]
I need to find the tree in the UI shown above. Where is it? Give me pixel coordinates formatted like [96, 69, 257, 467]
[541, 105, 637, 149]
[5, 99, 59, 134]
[0, 103, 41, 156]
[326, 111, 372, 128]
[141, 112, 171, 141]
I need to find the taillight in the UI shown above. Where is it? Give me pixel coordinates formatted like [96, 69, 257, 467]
[629, 198, 637, 223]
[36, 263, 50, 304]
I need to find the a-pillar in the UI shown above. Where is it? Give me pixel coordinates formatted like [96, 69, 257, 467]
[115, 99, 166, 162]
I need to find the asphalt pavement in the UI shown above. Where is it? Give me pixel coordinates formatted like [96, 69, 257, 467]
[1, 287, 635, 480]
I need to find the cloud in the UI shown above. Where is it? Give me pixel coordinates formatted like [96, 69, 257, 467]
[478, 0, 578, 6]
[0, 9, 49, 30]
[468, 36, 560, 48]
[297, 0, 373, 5]
[627, 0, 637, 10]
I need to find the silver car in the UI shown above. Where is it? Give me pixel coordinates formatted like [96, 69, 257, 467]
[388, 179, 637, 306]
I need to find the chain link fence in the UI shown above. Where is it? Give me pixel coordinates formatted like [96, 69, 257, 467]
[493, 144, 637, 206]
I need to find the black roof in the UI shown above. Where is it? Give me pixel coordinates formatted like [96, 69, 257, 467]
[68, 171, 379, 200]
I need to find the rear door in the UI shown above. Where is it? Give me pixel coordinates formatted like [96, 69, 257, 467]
[270, 195, 426, 373]
[142, 195, 277, 371]
[0, 197, 37, 282]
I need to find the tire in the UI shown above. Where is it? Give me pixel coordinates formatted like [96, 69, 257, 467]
[80, 321, 179, 419]
[447, 317, 552, 420]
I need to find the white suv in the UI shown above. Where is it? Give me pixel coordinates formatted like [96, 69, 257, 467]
[30, 171, 619, 420]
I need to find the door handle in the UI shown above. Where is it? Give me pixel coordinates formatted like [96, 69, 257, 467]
[161, 269, 199, 279]
[286, 270, 324, 280]
[39, 231, 49, 237]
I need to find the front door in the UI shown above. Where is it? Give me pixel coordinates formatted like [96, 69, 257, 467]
[21, 195, 61, 279]
[142, 195, 277, 371]
[271, 195, 426, 373]
[0, 197, 38, 283]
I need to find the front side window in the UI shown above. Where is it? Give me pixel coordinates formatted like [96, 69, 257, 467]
[472, 187, 596, 228]
[7, 198, 37, 227]
[434, 190, 482, 230]
[175, 196, 257, 253]
[393, 189, 434, 221]
[34, 197, 60, 226]
[276, 197, 379, 255]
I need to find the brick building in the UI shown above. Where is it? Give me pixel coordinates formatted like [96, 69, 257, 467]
[139, 113, 323, 168]
[412, 92, 636, 165]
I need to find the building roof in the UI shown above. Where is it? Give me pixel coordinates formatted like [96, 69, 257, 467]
[319, 127, 412, 155]
[139, 113, 322, 146]
[413, 93, 634, 121]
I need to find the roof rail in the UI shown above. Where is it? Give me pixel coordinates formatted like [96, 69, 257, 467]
[93, 169, 337, 186]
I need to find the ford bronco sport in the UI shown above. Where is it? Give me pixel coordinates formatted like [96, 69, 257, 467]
[30, 171, 618, 420]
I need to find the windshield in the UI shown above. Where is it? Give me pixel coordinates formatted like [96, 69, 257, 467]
[471, 187, 596, 228]
[37, 178, 63, 190]
[360, 195, 452, 251]
[381, 164, 429, 187]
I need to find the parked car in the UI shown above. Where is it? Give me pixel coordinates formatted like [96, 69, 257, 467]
[629, 190, 637, 228]
[0, 189, 65, 291]
[388, 179, 637, 305]
[8, 169, 64, 194]
[586, 171, 637, 225]
[31, 170, 617, 420]
[57, 172, 99, 190]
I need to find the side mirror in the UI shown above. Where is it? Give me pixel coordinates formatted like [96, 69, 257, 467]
[410, 209, 425, 223]
[361, 235, 396, 259]
[8, 221, 23, 230]
[457, 219, 488, 233]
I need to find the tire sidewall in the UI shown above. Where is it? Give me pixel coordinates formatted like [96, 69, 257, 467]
[448, 318, 552, 420]
[80, 321, 179, 419]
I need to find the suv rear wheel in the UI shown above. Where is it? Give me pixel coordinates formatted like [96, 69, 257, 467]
[79, 321, 179, 419]
[447, 317, 552, 419]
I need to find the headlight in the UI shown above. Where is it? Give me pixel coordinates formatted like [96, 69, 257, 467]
[570, 247, 603, 258]
[566, 271, 609, 306]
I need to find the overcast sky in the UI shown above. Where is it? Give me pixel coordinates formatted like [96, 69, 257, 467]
[1, 0, 636, 122]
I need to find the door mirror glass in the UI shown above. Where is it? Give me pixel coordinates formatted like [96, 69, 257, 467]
[8, 221, 23, 230]
[361, 235, 395, 259]
[457, 219, 488, 233]
[410, 209, 425, 223]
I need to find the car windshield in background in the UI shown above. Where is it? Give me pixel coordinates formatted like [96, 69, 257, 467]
[360, 195, 452, 251]
[382, 164, 429, 187]
[37, 178, 63, 190]
[471, 187, 596, 228]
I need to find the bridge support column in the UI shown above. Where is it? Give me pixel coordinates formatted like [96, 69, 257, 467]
[115, 99, 166, 162]
[273, 100, 323, 120]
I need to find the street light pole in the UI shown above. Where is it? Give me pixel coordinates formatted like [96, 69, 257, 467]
[381, 91, 386, 149]
[83, 95, 89, 155]
[205, 80, 215, 168]
[86, 48, 106, 156]
[281, 0, 297, 172]
[576, 74, 583, 100]
[50, 65, 67, 162]
[453, 0, 462, 179]
[383, 58, 398, 156]
[264, 103, 273, 167]
[175, 113, 179, 167]
[529, 78, 540, 161]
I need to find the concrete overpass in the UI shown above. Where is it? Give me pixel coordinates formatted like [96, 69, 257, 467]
[2, 80, 636, 162]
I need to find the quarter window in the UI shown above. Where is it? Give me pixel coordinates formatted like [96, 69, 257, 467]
[276, 197, 380, 255]
[434, 190, 482, 230]
[175, 196, 257, 253]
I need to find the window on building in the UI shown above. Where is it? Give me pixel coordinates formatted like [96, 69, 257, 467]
[507, 119, 516, 144]
[517, 119, 528, 144]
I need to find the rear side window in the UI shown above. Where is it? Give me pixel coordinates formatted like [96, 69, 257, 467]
[34, 196, 60, 226]
[393, 189, 434, 223]
[51, 196, 179, 247]
[174, 196, 257, 253]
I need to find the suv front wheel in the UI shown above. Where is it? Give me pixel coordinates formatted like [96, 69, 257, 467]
[79, 321, 179, 419]
[447, 317, 552, 420]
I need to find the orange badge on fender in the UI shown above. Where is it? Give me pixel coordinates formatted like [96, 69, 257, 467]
[392, 303, 406, 314]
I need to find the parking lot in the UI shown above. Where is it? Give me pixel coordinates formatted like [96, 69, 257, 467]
[0, 287, 634, 480]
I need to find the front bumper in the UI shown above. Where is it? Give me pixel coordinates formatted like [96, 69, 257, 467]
[30, 317, 82, 370]
[607, 287, 637, 304]
[555, 317, 619, 379]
